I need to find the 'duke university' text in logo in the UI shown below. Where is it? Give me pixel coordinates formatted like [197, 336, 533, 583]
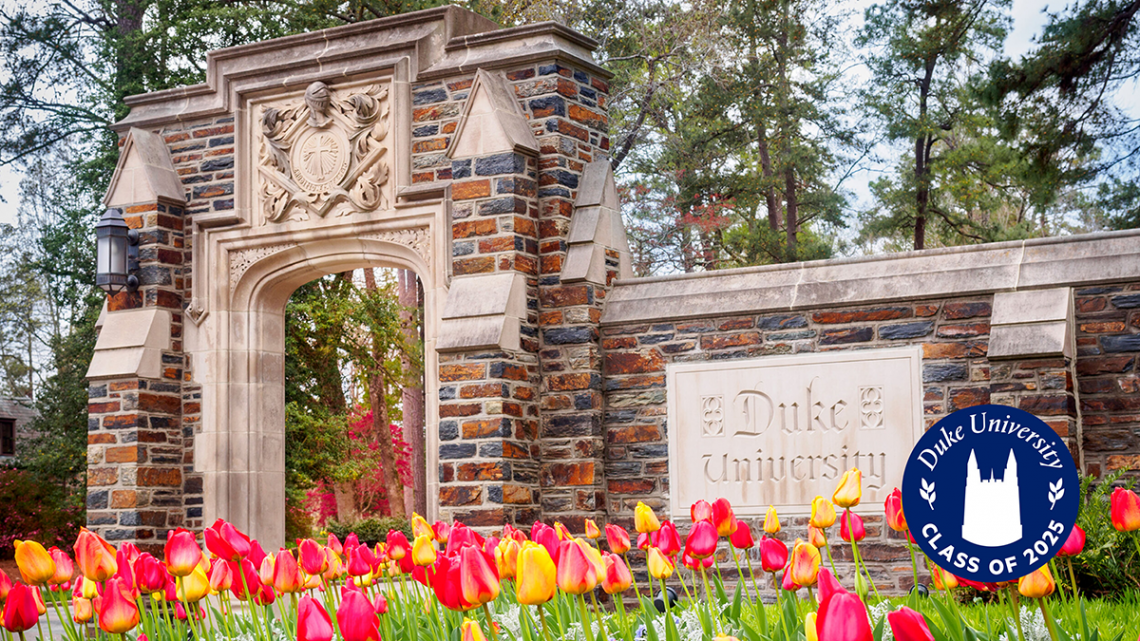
[902, 405, 1079, 583]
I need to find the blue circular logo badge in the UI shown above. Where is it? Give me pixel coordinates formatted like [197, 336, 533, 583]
[902, 405, 1079, 583]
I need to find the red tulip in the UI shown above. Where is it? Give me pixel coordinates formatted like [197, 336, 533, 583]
[690, 500, 713, 523]
[274, 549, 304, 594]
[297, 595, 334, 641]
[1058, 525, 1086, 557]
[817, 567, 846, 606]
[730, 521, 755, 550]
[556, 540, 598, 595]
[174, 602, 205, 621]
[685, 520, 719, 559]
[816, 592, 872, 641]
[446, 524, 481, 557]
[636, 532, 651, 551]
[433, 521, 452, 543]
[119, 543, 141, 566]
[460, 546, 500, 606]
[711, 498, 737, 537]
[0, 569, 11, 601]
[681, 551, 713, 570]
[98, 578, 140, 634]
[840, 511, 866, 542]
[337, 590, 381, 641]
[781, 567, 800, 591]
[885, 488, 907, 532]
[345, 533, 361, 549]
[759, 536, 788, 573]
[601, 553, 633, 594]
[3, 583, 40, 632]
[532, 524, 561, 564]
[229, 559, 261, 601]
[165, 528, 203, 578]
[887, 607, 935, 641]
[249, 541, 269, 569]
[1111, 488, 1140, 532]
[654, 521, 682, 557]
[430, 555, 473, 612]
[327, 534, 343, 556]
[387, 531, 410, 561]
[48, 548, 75, 586]
[374, 593, 388, 615]
[348, 546, 374, 577]
[299, 539, 328, 575]
[204, 520, 252, 561]
[605, 524, 631, 555]
[209, 558, 233, 592]
[135, 554, 167, 594]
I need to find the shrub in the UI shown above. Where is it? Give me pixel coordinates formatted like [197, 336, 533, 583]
[0, 467, 82, 556]
[1071, 469, 1140, 596]
[325, 516, 412, 546]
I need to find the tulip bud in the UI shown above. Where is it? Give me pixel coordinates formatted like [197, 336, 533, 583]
[208, 558, 233, 592]
[494, 539, 520, 580]
[556, 540, 598, 595]
[3, 583, 40, 632]
[605, 524, 631, 555]
[75, 528, 119, 582]
[635, 502, 661, 533]
[164, 529, 203, 578]
[460, 546, 500, 606]
[48, 548, 75, 586]
[840, 510, 866, 543]
[259, 554, 276, 588]
[712, 499, 737, 537]
[14, 540, 56, 586]
[885, 488, 907, 532]
[461, 619, 488, 641]
[337, 590, 380, 641]
[653, 521, 682, 557]
[601, 553, 632, 594]
[299, 539, 328, 576]
[832, 469, 863, 509]
[647, 547, 674, 580]
[72, 597, 93, 624]
[387, 531, 410, 561]
[789, 539, 821, 587]
[763, 506, 780, 535]
[808, 526, 827, 548]
[759, 536, 788, 573]
[804, 613, 818, 641]
[930, 564, 958, 591]
[729, 521, 755, 550]
[432, 521, 451, 543]
[411, 514, 433, 540]
[690, 500, 713, 523]
[178, 566, 211, 603]
[297, 595, 334, 641]
[1018, 565, 1055, 599]
[887, 606, 935, 641]
[584, 519, 601, 540]
[816, 592, 872, 641]
[1057, 525, 1086, 557]
[98, 578, 140, 634]
[412, 534, 437, 567]
[810, 496, 837, 529]
[516, 543, 557, 605]
[685, 520, 719, 559]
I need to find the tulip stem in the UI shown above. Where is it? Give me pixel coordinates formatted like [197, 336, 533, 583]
[1066, 558, 1079, 599]
[906, 537, 920, 591]
[589, 590, 606, 637]
[823, 536, 838, 577]
[622, 553, 642, 604]
[806, 584, 817, 610]
[729, 548, 751, 603]
[849, 538, 880, 600]
[176, 577, 202, 641]
[676, 570, 695, 604]
[36, 616, 49, 641]
[698, 567, 721, 636]
[1009, 586, 1027, 641]
[1038, 597, 1061, 641]
[537, 605, 552, 641]
[577, 595, 594, 641]
[483, 602, 499, 641]
[743, 554, 762, 602]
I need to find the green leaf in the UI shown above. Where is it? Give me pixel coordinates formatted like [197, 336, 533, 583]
[729, 580, 744, 623]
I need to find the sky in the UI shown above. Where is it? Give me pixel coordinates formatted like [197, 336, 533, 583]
[0, 0, 1133, 229]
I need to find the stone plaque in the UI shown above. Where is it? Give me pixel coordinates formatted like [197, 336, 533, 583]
[667, 347, 923, 517]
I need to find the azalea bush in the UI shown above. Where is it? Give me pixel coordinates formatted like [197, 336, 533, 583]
[4, 468, 1140, 641]
[0, 467, 81, 554]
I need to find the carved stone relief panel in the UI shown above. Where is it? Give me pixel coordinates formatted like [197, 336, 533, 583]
[666, 347, 923, 517]
[255, 80, 392, 225]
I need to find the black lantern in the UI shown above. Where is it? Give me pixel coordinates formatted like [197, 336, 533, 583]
[95, 208, 139, 294]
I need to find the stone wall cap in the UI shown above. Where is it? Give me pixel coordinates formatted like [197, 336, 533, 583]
[602, 230, 1140, 325]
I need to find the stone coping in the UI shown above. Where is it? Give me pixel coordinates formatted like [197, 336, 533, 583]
[600, 229, 1140, 326]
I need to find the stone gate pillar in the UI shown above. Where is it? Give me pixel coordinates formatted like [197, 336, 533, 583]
[86, 130, 188, 551]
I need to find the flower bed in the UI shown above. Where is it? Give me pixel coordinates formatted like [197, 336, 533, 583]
[3, 469, 1139, 641]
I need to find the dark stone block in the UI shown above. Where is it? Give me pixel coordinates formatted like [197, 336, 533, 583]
[201, 158, 233, 171]
[1103, 335, 1140, 352]
[439, 386, 457, 400]
[538, 187, 571, 199]
[487, 486, 503, 504]
[138, 265, 172, 286]
[439, 421, 459, 441]
[529, 96, 566, 118]
[545, 327, 594, 344]
[478, 197, 521, 215]
[574, 70, 589, 83]
[103, 529, 137, 541]
[119, 512, 141, 526]
[453, 241, 475, 256]
[639, 333, 674, 345]
[545, 413, 600, 437]
[1112, 294, 1140, 309]
[89, 385, 107, 398]
[543, 169, 579, 188]
[479, 442, 503, 457]
[879, 321, 934, 340]
[413, 124, 440, 137]
[769, 330, 816, 341]
[209, 137, 234, 147]
[87, 490, 109, 510]
[820, 327, 874, 345]
[187, 507, 202, 518]
[439, 443, 476, 459]
[451, 159, 472, 179]
[413, 88, 448, 105]
[923, 363, 968, 382]
[87, 513, 117, 526]
[475, 153, 526, 176]
[630, 444, 670, 459]
[573, 393, 594, 410]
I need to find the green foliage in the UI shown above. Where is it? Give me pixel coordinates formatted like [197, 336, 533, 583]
[324, 516, 412, 546]
[1071, 470, 1140, 595]
[0, 466, 83, 555]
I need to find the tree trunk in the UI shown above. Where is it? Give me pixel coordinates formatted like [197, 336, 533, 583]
[914, 59, 936, 251]
[333, 482, 357, 522]
[363, 268, 407, 519]
[758, 123, 781, 232]
[784, 166, 798, 260]
[398, 269, 426, 517]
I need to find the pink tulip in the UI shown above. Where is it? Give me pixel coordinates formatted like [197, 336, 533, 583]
[1057, 525, 1086, 557]
[297, 596, 334, 641]
[887, 607, 935, 641]
[817, 592, 873, 641]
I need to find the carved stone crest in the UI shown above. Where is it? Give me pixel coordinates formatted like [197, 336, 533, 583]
[257, 80, 391, 224]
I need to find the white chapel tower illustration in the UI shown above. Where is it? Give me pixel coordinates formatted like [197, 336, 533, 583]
[961, 449, 1023, 547]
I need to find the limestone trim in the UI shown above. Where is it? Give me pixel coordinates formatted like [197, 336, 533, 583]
[103, 129, 186, 207]
[229, 243, 298, 290]
[602, 230, 1140, 325]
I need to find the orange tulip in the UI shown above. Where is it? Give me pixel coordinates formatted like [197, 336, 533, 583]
[1111, 488, 1140, 532]
[810, 496, 837, 528]
[72, 597, 93, 624]
[601, 552, 632, 594]
[585, 519, 601, 540]
[712, 498, 737, 537]
[885, 488, 907, 532]
[1018, 565, 1055, 599]
[556, 540, 598, 595]
[930, 564, 958, 591]
[14, 540, 55, 586]
[516, 543, 556, 605]
[605, 524, 630, 555]
[808, 526, 827, 548]
[635, 502, 661, 533]
[763, 506, 781, 534]
[647, 547, 674, 580]
[832, 469, 862, 509]
[494, 539, 520, 580]
[789, 539, 821, 587]
[98, 577, 140, 634]
[31, 586, 45, 616]
[3, 583, 40, 632]
[461, 619, 488, 641]
[273, 549, 304, 594]
[75, 528, 118, 582]
[297, 595, 334, 641]
[413, 534, 437, 567]
[259, 553, 276, 587]
[459, 546, 500, 606]
[411, 513, 434, 540]
[165, 528, 203, 578]
[323, 548, 345, 581]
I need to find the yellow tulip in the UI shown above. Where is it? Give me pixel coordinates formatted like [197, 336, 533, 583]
[178, 565, 211, 603]
[14, 540, 55, 586]
[647, 547, 674, 580]
[461, 619, 488, 641]
[1018, 566, 1055, 599]
[584, 519, 601, 540]
[832, 469, 863, 509]
[810, 497, 836, 528]
[411, 513, 434, 540]
[635, 502, 661, 534]
[494, 539, 520, 580]
[804, 613, 818, 641]
[412, 534, 437, 567]
[515, 543, 556, 606]
[763, 506, 780, 535]
[789, 539, 821, 587]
